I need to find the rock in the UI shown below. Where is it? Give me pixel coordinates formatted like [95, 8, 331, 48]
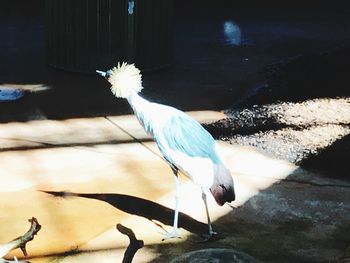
[170, 248, 262, 263]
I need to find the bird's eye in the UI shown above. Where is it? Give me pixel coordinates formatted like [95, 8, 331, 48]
[220, 184, 227, 191]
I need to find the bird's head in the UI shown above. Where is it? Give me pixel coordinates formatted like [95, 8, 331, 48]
[210, 164, 235, 206]
[210, 183, 235, 206]
[96, 62, 143, 99]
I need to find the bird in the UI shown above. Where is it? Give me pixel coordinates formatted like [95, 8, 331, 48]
[96, 63, 235, 240]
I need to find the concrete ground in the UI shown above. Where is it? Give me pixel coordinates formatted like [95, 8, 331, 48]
[1, 3, 350, 263]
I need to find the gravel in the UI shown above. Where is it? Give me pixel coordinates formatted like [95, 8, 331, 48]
[219, 98, 350, 165]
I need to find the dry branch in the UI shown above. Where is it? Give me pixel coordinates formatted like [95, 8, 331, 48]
[0, 258, 29, 263]
[0, 217, 41, 262]
[117, 224, 144, 263]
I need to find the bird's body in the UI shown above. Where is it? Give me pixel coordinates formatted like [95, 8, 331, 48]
[129, 94, 221, 190]
[97, 63, 235, 240]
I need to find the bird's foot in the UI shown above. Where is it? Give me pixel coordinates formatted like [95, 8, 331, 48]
[160, 229, 182, 241]
[199, 230, 217, 243]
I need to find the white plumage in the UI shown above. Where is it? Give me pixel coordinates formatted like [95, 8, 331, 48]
[97, 63, 235, 240]
[109, 62, 143, 98]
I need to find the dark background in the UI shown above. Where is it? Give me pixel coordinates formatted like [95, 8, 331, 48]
[0, 1, 349, 121]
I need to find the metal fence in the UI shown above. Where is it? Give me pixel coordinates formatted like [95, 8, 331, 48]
[46, 0, 173, 73]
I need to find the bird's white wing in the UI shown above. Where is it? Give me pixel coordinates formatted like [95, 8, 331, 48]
[155, 111, 221, 165]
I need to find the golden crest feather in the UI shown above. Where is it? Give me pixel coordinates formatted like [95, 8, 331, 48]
[108, 62, 143, 98]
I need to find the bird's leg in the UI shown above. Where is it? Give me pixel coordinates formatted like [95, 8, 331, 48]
[162, 169, 181, 241]
[201, 190, 217, 241]
[172, 171, 180, 233]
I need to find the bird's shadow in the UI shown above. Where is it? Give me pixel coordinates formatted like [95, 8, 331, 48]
[40, 190, 208, 236]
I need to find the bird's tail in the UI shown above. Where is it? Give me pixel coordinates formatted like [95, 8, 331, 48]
[107, 62, 143, 99]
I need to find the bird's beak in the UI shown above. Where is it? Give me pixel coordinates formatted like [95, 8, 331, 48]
[96, 69, 113, 80]
[96, 70, 108, 78]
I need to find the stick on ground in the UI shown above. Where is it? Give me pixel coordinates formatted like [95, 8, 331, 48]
[117, 224, 144, 263]
[0, 217, 41, 262]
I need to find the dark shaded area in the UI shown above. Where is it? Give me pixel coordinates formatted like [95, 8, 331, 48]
[243, 45, 350, 106]
[0, 0, 44, 18]
[0, 136, 153, 153]
[1, 1, 350, 122]
[175, 0, 350, 18]
[301, 133, 350, 178]
[41, 190, 208, 236]
[217, 176, 350, 263]
[329, 247, 350, 263]
[170, 248, 261, 263]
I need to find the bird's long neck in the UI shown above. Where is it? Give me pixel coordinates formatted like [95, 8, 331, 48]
[127, 92, 155, 135]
